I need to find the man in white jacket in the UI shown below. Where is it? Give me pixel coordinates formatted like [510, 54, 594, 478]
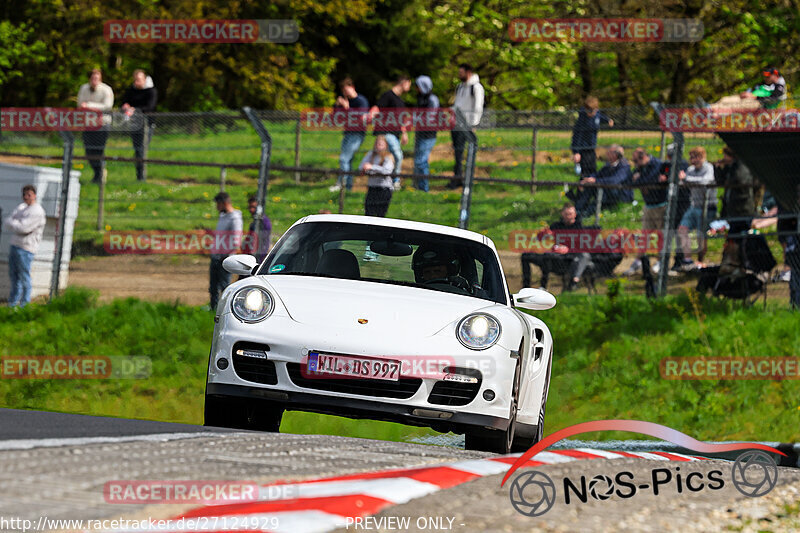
[448, 63, 484, 189]
[78, 68, 114, 183]
[3, 185, 47, 307]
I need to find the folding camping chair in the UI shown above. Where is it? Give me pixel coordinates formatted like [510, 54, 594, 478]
[696, 232, 777, 307]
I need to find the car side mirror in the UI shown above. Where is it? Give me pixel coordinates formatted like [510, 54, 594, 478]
[223, 254, 258, 276]
[513, 288, 556, 310]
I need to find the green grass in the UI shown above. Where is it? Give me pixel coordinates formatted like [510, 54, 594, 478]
[2, 123, 740, 259]
[2, 287, 798, 444]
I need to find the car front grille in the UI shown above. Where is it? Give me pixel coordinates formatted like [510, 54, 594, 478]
[231, 342, 277, 385]
[286, 363, 421, 399]
[427, 367, 482, 406]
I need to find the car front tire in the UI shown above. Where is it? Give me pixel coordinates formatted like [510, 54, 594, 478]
[204, 395, 284, 432]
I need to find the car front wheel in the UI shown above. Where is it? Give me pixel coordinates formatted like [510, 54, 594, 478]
[204, 395, 284, 432]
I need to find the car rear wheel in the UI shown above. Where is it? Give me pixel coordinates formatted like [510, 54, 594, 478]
[204, 395, 284, 432]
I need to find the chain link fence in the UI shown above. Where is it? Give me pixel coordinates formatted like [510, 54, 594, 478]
[1, 103, 797, 306]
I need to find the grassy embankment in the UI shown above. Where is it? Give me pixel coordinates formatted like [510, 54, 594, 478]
[2, 287, 797, 444]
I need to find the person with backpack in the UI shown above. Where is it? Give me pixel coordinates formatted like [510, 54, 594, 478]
[413, 75, 439, 192]
[448, 63, 484, 189]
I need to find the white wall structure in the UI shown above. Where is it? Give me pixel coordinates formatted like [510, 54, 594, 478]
[0, 162, 81, 303]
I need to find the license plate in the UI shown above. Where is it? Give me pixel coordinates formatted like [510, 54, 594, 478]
[307, 352, 400, 381]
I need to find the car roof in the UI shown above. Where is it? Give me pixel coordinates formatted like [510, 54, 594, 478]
[295, 214, 494, 248]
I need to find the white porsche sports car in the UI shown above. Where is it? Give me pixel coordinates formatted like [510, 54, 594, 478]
[205, 214, 556, 453]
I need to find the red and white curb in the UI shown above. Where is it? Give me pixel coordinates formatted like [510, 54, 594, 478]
[107, 449, 706, 532]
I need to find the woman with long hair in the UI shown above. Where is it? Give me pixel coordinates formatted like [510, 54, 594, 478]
[359, 135, 396, 217]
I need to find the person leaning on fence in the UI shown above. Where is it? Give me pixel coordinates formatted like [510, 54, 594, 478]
[209, 192, 243, 311]
[568, 144, 633, 218]
[244, 195, 271, 263]
[413, 75, 440, 193]
[3, 185, 46, 308]
[120, 69, 158, 182]
[571, 96, 614, 179]
[77, 68, 114, 184]
[370, 75, 411, 190]
[716, 146, 756, 234]
[332, 77, 369, 192]
[677, 147, 717, 270]
[520, 203, 590, 292]
[448, 63, 485, 189]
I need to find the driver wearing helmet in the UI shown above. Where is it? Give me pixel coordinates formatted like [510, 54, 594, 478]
[412, 246, 471, 293]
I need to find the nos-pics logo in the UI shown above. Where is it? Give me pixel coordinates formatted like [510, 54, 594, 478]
[509, 449, 779, 517]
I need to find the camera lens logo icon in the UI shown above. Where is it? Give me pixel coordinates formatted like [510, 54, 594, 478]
[509, 471, 556, 516]
[731, 450, 778, 498]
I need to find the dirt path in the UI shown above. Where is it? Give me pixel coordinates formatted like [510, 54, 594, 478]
[67, 253, 791, 306]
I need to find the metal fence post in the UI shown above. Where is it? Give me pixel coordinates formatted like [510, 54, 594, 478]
[294, 117, 302, 184]
[530, 126, 538, 194]
[457, 107, 478, 229]
[96, 166, 105, 231]
[51, 131, 74, 301]
[656, 131, 685, 297]
[242, 107, 272, 218]
[219, 166, 227, 192]
[141, 119, 151, 182]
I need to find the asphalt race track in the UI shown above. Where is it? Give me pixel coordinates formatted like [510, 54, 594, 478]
[0, 408, 797, 532]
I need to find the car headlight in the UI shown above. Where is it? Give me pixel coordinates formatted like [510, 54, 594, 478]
[231, 287, 274, 322]
[457, 313, 501, 350]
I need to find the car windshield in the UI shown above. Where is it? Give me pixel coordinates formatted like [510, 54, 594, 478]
[259, 221, 507, 304]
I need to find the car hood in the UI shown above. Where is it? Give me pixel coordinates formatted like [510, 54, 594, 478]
[261, 275, 503, 336]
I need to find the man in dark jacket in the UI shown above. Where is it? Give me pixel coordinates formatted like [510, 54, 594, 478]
[520, 203, 590, 291]
[120, 69, 158, 181]
[716, 147, 755, 233]
[571, 96, 614, 179]
[245, 196, 271, 263]
[571, 144, 633, 217]
[631, 148, 665, 296]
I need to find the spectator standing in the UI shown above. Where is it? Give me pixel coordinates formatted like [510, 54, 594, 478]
[413, 75, 439, 192]
[77, 69, 114, 184]
[520, 203, 590, 291]
[630, 148, 664, 295]
[717, 147, 755, 233]
[677, 147, 717, 269]
[780, 185, 800, 309]
[448, 63, 485, 189]
[370, 76, 411, 190]
[3, 185, 46, 307]
[245, 195, 271, 263]
[571, 96, 614, 179]
[332, 78, 369, 192]
[360, 135, 396, 218]
[120, 69, 158, 182]
[570, 144, 633, 218]
[658, 144, 691, 272]
[740, 66, 787, 109]
[209, 192, 243, 310]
